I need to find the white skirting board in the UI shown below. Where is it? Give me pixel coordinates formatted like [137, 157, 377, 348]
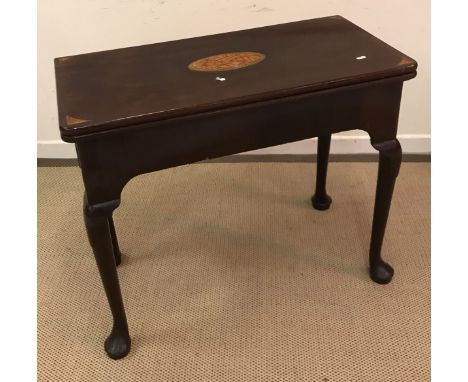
[37, 134, 430, 159]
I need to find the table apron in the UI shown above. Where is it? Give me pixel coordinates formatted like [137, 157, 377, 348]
[76, 81, 403, 205]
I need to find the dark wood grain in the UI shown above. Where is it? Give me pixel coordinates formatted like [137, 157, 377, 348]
[55, 16, 418, 359]
[55, 15, 416, 139]
[311, 134, 332, 210]
[83, 196, 130, 359]
[75, 78, 407, 205]
[368, 139, 402, 284]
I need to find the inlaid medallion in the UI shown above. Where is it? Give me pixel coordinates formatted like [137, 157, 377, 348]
[188, 52, 265, 72]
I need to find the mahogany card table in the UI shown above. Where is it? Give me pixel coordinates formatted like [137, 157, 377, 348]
[54, 15, 417, 359]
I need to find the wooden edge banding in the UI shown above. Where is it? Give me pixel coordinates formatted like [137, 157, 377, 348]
[66, 115, 90, 126]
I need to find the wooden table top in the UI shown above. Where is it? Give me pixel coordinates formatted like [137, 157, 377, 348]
[55, 15, 417, 138]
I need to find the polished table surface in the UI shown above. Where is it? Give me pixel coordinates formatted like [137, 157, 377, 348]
[55, 15, 417, 359]
[55, 15, 416, 138]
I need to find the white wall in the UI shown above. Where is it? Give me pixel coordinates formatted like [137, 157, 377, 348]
[38, 0, 430, 158]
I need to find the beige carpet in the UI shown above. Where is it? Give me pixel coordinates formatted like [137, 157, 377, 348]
[38, 162, 430, 381]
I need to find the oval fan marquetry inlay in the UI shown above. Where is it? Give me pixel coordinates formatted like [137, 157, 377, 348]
[188, 52, 266, 72]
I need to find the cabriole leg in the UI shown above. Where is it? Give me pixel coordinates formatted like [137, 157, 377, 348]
[369, 139, 402, 284]
[311, 134, 332, 210]
[83, 195, 131, 359]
